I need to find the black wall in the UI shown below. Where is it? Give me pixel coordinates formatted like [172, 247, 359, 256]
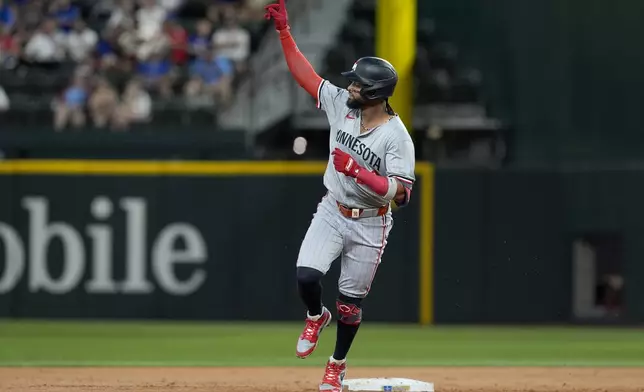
[0, 173, 421, 322]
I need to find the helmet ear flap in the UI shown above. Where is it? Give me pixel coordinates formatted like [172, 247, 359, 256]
[360, 82, 388, 101]
[361, 88, 376, 100]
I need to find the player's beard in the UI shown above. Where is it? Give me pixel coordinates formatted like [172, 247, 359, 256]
[346, 96, 364, 109]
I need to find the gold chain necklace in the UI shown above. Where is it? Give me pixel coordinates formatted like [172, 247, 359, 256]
[361, 114, 394, 132]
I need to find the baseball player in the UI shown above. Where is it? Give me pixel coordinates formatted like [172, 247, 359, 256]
[264, 1, 416, 391]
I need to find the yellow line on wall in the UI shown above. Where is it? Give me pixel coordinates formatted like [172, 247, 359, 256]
[0, 160, 328, 175]
[416, 162, 434, 325]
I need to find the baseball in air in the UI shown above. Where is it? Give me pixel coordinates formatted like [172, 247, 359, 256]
[293, 136, 307, 155]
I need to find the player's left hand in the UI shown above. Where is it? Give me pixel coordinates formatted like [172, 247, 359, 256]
[332, 148, 362, 179]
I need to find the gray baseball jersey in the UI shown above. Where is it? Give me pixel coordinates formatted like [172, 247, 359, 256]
[296, 79, 416, 299]
[318, 80, 416, 209]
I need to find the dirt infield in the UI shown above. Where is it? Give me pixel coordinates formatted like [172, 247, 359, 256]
[1, 367, 643, 392]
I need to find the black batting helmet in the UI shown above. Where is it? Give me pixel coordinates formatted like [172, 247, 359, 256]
[341, 57, 398, 101]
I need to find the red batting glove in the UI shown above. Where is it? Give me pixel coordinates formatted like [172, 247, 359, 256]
[264, 0, 290, 31]
[332, 148, 362, 179]
[332, 148, 390, 196]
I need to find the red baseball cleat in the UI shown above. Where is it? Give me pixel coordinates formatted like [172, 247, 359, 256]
[296, 307, 332, 359]
[319, 357, 347, 392]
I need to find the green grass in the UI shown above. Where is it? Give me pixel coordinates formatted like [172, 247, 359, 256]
[1, 320, 643, 367]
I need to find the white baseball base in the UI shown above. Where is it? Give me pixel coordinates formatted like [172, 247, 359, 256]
[343, 378, 434, 392]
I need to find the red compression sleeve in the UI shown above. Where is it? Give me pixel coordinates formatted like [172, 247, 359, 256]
[279, 29, 323, 98]
[356, 168, 390, 197]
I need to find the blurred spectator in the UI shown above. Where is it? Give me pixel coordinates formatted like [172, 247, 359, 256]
[116, 24, 142, 57]
[207, 0, 239, 24]
[1, 0, 268, 130]
[159, 0, 184, 14]
[138, 26, 170, 61]
[0, 84, 8, 111]
[53, 75, 88, 130]
[100, 53, 132, 92]
[88, 77, 119, 128]
[99, 53, 133, 91]
[205, 4, 220, 25]
[0, 24, 22, 69]
[244, 0, 272, 20]
[73, 57, 94, 79]
[163, 17, 188, 65]
[106, 1, 167, 62]
[48, 0, 80, 33]
[112, 78, 151, 130]
[115, 22, 168, 63]
[184, 48, 233, 107]
[64, 19, 98, 62]
[212, 9, 250, 73]
[95, 32, 116, 59]
[106, 0, 135, 32]
[137, 52, 174, 98]
[23, 18, 65, 65]
[0, 0, 16, 30]
[90, 0, 117, 20]
[189, 19, 212, 57]
[19, 0, 46, 32]
[136, 0, 167, 42]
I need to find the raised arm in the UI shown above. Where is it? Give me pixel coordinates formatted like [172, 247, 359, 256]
[264, 0, 323, 99]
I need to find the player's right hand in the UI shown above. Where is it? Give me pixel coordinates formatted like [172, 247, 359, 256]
[264, 0, 290, 31]
[332, 148, 362, 179]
